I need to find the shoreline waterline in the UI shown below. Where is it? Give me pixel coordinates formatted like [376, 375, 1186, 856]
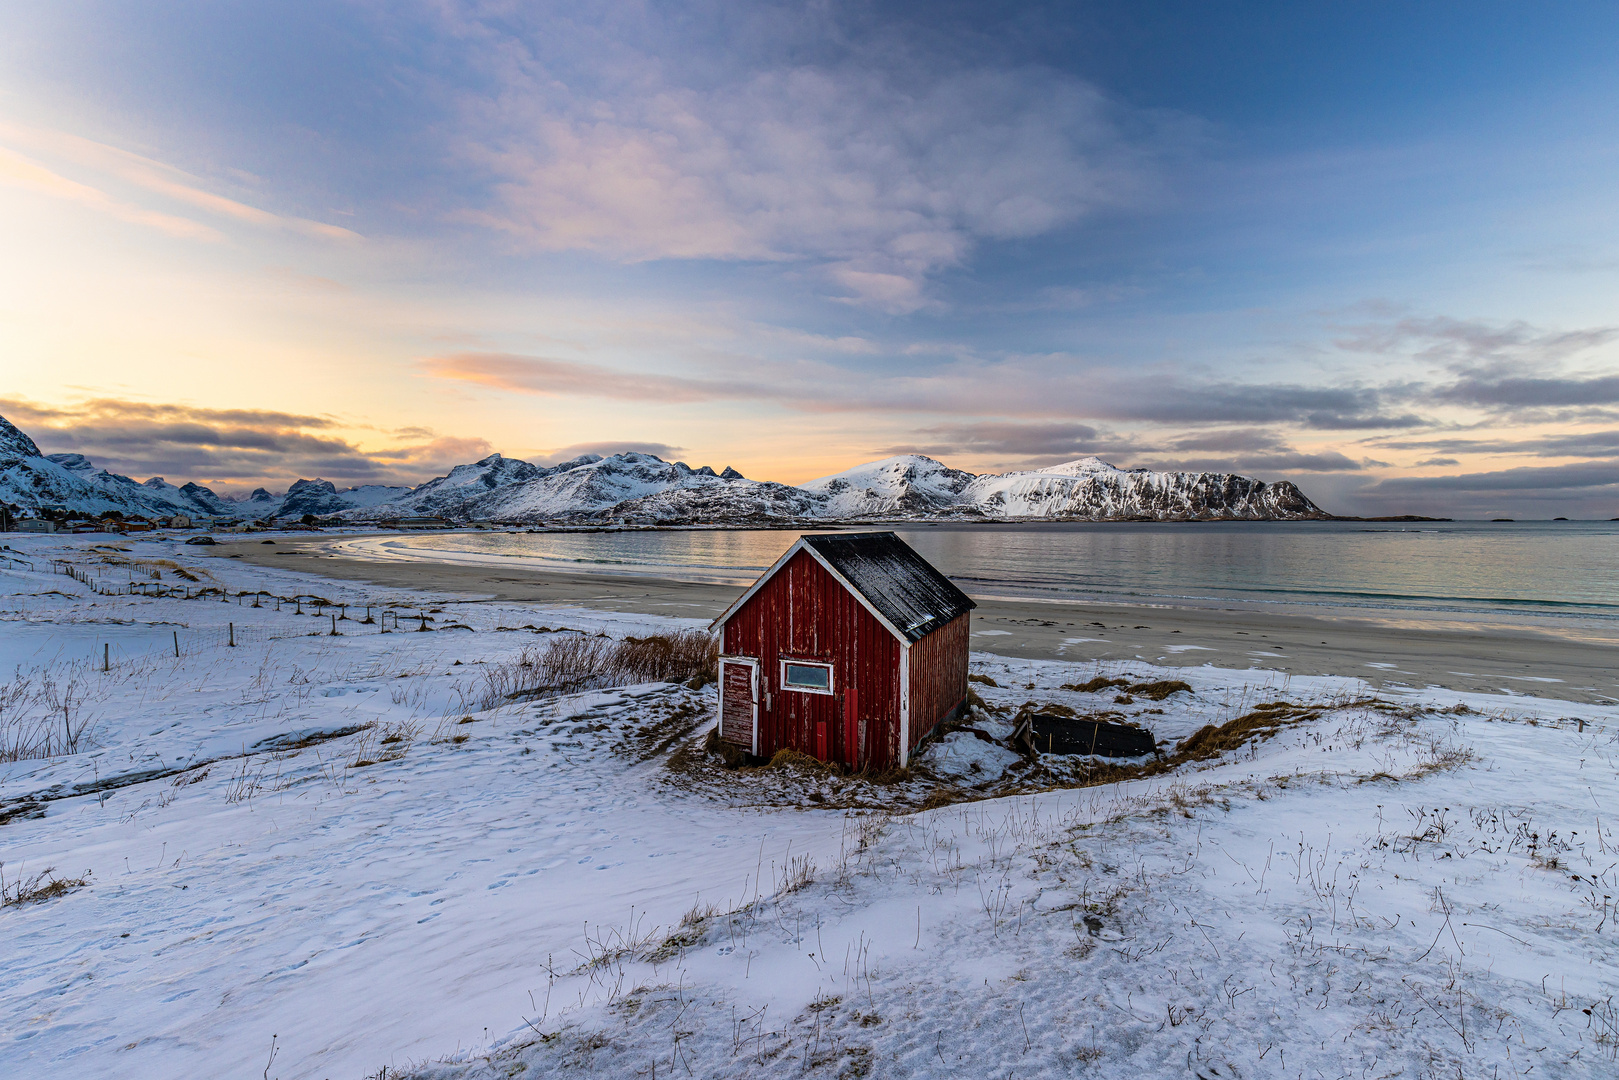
[218, 530, 1619, 706]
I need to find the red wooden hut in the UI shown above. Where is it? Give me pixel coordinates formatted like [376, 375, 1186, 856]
[710, 532, 975, 769]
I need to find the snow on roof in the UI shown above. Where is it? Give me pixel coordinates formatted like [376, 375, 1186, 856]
[800, 531, 975, 642]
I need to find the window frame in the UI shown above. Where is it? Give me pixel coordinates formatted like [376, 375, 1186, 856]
[779, 658, 835, 696]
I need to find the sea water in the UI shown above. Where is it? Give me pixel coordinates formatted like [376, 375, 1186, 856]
[338, 520, 1619, 637]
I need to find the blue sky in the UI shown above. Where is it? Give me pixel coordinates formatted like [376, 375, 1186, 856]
[2, 1, 1618, 516]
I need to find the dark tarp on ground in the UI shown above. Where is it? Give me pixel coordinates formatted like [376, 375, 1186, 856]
[1017, 712, 1157, 758]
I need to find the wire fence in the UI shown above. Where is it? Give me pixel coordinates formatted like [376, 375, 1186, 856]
[42, 557, 461, 663]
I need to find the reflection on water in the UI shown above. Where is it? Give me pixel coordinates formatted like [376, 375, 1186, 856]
[336, 521, 1619, 635]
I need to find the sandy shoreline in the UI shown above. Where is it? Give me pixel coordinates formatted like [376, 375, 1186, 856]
[216, 535, 1619, 706]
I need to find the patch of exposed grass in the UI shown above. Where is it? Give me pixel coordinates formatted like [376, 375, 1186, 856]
[1, 865, 89, 908]
[1127, 679, 1193, 701]
[1063, 676, 1129, 694]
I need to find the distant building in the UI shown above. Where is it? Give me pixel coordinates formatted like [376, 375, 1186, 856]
[15, 518, 56, 533]
[169, 514, 192, 528]
[710, 532, 975, 769]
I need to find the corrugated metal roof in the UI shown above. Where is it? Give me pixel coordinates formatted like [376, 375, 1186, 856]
[801, 532, 975, 642]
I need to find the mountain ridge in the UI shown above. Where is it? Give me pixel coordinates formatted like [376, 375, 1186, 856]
[0, 413, 1330, 524]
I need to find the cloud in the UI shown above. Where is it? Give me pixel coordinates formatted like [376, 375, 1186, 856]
[1415, 457, 1459, 466]
[446, 20, 1194, 309]
[1371, 461, 1619, 493]
[1335, 315, 1619, 369]
[878, 421, 1113, 462]
[1134, 451, 1366, 475]
[422, 353, 760, 404]
[0, 120, 360, 243]
[0, 145, 224, 241]
[1436, 374, 1619, 409]
[425, 349, 1436, 431]
[2, 398, 490, 492]
[1368, 429, 1619, 459]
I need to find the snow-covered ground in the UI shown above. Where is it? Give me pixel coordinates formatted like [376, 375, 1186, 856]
[2, 533, 1617, 1079]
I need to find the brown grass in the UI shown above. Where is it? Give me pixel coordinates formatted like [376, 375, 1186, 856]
[1062, 676, 1130, 694]
[1127, 679, 1193, 701]
[768, 748, 838, 774]
[967, 673, 1000, 687]
[1170, 704, 1316, 762]
[481, 630, 717, 707]
[1, 865, 89, 907]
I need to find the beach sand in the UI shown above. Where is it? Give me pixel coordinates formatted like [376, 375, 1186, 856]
[216, 535, 1619, 706]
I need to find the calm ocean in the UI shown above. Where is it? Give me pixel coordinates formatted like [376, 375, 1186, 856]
[341, 521, 1619, 638]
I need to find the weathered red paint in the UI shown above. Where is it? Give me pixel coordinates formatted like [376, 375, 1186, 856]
[906, 612, 970, 752]
[717, 549, 969, 769]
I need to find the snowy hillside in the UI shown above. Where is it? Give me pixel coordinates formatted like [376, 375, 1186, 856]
[1, 534, 1614, 1079]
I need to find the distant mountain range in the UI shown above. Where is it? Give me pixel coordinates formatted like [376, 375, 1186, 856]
[0, 412, 1328, 524]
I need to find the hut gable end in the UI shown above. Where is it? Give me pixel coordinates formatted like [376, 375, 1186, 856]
[800, 533, 975, 642]
[711, 531, 974, 770]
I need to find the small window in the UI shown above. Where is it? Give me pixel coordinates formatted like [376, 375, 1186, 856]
[781, 660, 834, 695]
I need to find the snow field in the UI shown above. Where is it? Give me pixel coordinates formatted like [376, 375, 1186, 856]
[1, 533, 1617, 1079]
[410, 693, 1619, 1080]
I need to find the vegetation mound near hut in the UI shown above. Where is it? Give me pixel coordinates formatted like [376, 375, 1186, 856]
[1060, 676, 1193, 701]
[767, 748, 838, 774]
[1063, 676, 1129, 694]
[1127, 679, 1192, 701]
[1175, 703, 1317, 761]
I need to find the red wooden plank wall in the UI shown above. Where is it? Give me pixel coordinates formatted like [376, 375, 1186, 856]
[722, 550, 903, 767]
[906, 613, 970, 749]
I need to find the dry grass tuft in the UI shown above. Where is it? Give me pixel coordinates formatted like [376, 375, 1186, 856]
[1, 864, 89, 907]
[768, 748, 837, 774]
[1175, 705, 1316, 761]
[481, 630, 717, 708]
[1063, 676, 1130, 694]
[1127, 679, 1193, 701]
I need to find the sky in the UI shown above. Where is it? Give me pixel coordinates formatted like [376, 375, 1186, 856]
[2, 1, 1618, 518]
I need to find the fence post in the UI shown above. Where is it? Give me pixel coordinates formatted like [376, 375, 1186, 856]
[173, 631, 180, 658]
[330, 613, 337, 636]
[229, 622, 235, 647]
[104, 643, 109, 671]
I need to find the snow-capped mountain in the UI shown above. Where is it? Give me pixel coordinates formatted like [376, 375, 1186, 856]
[0, 411, 1328, 524]
[0, 414, 408, 520]
[345, 454, 544, 520]
[802, 454, 1323, 521]
[410, 451, 1323, 523]
[800, 455, 980, 517]
[450, 453, 811, 524]
[0, 418, 159, 517]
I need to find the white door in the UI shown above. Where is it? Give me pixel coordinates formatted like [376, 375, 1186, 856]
[718, 656, 759, 755]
